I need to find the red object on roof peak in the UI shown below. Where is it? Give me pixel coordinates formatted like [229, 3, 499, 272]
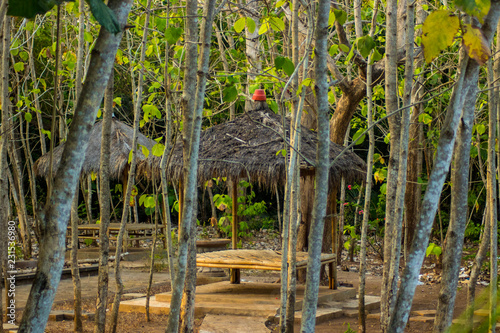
[252, 89, 266, 101]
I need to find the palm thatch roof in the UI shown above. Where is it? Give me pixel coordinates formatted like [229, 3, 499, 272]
[138, 107, 366, 189]
[35, 118, 156, 181]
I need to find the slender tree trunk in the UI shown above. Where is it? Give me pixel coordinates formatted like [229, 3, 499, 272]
[18, 1, 132, 330]
[70, 183, 83, 332]
[466, 207, 490, 331]
[486, 50, 498, 333]
[166, 0, 200, 328]
[388, 5, 500, 331]
[109, 1, 152, 331]
[299, 0, 330, 329]
[359, 2, 379, 331]
[94, 73, 114, 333]
[380, 0, 402, 328]
[178, 1, 217, 330]
[0, 9, 9, 332]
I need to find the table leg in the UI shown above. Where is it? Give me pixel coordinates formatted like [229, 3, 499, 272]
[230, 269, 240, 284]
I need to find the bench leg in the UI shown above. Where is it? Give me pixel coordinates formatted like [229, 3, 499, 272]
[329, 262, 337, 290]
[230, 269, 240, 284]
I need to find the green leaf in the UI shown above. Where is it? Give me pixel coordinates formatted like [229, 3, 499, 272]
[426, 243, 442, 257]
[128, 150, 133, 164]
[165, 26, 183, 44]
[7, 0, 66, 19]
[274, 56, 285, 69]
[86, 0, 121, 34]
[14, 62, 25, 72]
[84, 31, 93, 43]
[282, 58, 295, 76]
[455, 0, 490, 23]
[352, 128, 366, 145]
[339, 44, 350, 53]
[421, 10, 460, 63]
[369, 48, 383, 64]
[357, 36, 376, 58]
[418, 113, 433, 125]
[139, 145, 149, 158]
[152, 143, 165, 157]
[246, 18, 256, 34]
[475, 123, 486, 135]
[329, 44, 339, 56]
[275, 0, 286, 7]
[25, 112, 32, 122]
[276, 149, 286, 157]
[258, 20, 269, 35]
[223, 85, 238, 102]
[234, 17, 246, 33]
[328, 10, 335, 27]
[333, 9, 347, 26]
[462, 24, 490, 65]
[269, 17, 285, 31]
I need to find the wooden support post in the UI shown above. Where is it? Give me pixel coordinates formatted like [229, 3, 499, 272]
[178, 180, 184, 242]
[330, 190, 338, 289]
[230, 179, 240, 283]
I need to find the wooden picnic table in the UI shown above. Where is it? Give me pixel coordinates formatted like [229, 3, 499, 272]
[196, 249, 337, 289]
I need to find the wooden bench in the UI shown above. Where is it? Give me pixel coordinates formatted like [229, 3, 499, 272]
[67, 223, 165, 251]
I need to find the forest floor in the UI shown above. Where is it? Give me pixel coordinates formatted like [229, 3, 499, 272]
[6, 226, 496, 332]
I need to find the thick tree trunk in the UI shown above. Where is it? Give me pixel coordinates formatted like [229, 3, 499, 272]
[434, 57, 482, 332]
[299, 0, 330, 329]
[18, 1, 132, 330]
[388, 5, 500, 331]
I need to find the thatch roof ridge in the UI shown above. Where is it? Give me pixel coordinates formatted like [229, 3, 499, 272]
[138, 108, 366, 189]
[34, 118, 156, 180]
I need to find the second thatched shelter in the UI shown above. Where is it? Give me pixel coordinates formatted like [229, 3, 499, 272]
[35, 117, 156, 181]
[138, 107, 366, 188]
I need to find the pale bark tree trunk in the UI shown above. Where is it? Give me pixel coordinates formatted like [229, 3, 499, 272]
[18, 1, 133, 330]
[279, 1, 313, 329]
[466, 207, 490, 331]
[359, 2, 379, 331]
[71, 2, 86, 329]
[299, 0, 330, 329]
[109, 1, 152, 331]
[94, 73, 114, 333]
[388, 5, 500, 331]
[160, 0, 175, 283]
[165, 0, 200, 329]
[379, 0, 402, 328]
[486, 51, 498, 333]
[178, 1, 217, 330]
[434, 21, 496, 333]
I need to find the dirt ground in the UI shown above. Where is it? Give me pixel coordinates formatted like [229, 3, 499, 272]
[13, 264, 491, 333]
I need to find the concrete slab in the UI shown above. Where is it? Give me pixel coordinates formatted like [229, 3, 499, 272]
[199, 314, 269, 333]
[2, 323, 18, 332]
[409, 316, 434, 323]
[411, 309, 436, 317]
[293, 307, 344, 325]
[123, 293, 147, 299]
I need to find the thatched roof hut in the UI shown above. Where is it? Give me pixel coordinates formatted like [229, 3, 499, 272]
[35, 118, 156, 181]
[138, 107, 366, 188]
